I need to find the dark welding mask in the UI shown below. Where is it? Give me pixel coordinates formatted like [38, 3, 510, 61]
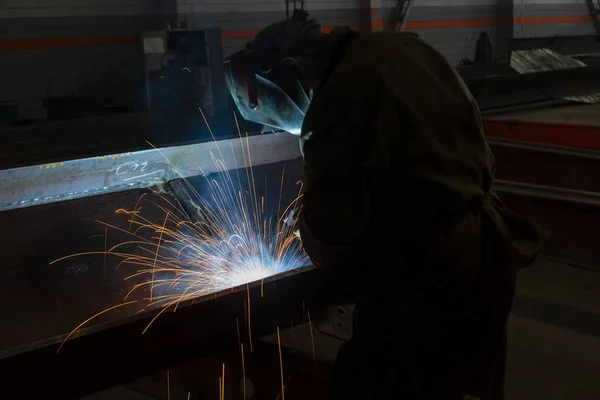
[223, 10, 320, 136]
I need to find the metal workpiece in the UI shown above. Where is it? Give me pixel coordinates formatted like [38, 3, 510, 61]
[0, 134, 319, 399]
[0, 266, 334, 400]
[0, 133, 302, 212]
[169, 156, 305, 225]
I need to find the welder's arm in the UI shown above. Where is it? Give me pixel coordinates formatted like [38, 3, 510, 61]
[298, 99, 373, 277]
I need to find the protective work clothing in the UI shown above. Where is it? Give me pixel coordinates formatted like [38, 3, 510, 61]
[225, 12, 546, 400]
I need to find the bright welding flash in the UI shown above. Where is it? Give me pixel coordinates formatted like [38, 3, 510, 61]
[229, 266, 273, 287]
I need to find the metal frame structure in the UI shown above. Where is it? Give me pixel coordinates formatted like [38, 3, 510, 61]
[586, 0, 600, 34]
[390, 0, 416, 31]
[286, 0, 307, 19]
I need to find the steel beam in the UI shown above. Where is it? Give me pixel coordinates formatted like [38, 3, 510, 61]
[0, 266, 338, 400]
[0, 133, 302, 212]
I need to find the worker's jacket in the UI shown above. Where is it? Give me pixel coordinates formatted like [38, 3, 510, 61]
[298, 28, 547, 289]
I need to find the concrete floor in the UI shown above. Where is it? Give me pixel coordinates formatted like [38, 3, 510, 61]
[506, 259, 600, 400]
[85, 257, 600, 400]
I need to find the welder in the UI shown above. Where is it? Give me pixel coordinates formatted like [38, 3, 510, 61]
[223, 10, 546, 400]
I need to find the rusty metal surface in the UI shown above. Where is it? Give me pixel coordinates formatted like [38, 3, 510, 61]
[0, 132, 302, 212]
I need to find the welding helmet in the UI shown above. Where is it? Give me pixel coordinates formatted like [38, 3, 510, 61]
[223, 10, 322, 136]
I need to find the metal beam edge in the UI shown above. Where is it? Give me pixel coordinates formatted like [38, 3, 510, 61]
[0, 266, 334, 400]
[0, 133, 302, 211]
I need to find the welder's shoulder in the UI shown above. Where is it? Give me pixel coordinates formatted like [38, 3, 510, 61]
[349, 30, 432, 60]
[341, 31, 441, 85]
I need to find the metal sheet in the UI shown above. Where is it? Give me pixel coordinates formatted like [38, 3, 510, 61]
[510, 49, 600, 104]
[0, 133, 302, 211]
[511, 48, 586, 73]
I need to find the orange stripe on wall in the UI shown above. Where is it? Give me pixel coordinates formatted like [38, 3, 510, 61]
[0, 15, 597, 50]
[483, 120, 600, 151]
[371, 16, 384, 31]
[404, 15, 595, 30]
[0, 34, 139, 50]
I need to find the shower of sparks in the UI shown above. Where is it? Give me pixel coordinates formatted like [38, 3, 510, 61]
[51, 112, 308, 343]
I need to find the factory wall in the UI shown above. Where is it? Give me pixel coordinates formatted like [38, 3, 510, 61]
[175, 1, 364, 57]
[0, 0, 176, 120]
[1, 0, 596, 121]
[385, 0, 514, 64]
[177, 0, 598, 66]
[513, 0, 596, 38]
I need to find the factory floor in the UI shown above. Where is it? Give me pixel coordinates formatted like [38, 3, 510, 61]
[83, 257, 600, 400]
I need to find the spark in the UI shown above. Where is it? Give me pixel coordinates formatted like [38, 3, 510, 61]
[307, 310, 316, 368]
[167, 370, 170, 400]
[221, 363, 226, 400]
[277, 326, 285, 400]
[241, 343, 247, 400]
[52, 112, 308, 349]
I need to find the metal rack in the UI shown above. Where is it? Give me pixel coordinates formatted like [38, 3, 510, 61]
[286, 0, 306, 19]
[586, 0, 600, 34]
[390, 0, 416, 31]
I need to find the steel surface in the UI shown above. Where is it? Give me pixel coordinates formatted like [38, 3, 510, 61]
[168, 157, 304, 224]
[0, 266, 336, 400]
[0, 188, 184, 354]
[0, 133, 302, 211]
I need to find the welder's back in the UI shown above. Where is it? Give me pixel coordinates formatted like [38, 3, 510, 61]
[299, 28, 547, 400]
[300, 28, 545, 276]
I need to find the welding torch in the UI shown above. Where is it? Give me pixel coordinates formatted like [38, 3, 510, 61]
[284, 207, 302, 240]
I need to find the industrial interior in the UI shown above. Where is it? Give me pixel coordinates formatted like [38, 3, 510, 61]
[1, 0, 600, 399]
